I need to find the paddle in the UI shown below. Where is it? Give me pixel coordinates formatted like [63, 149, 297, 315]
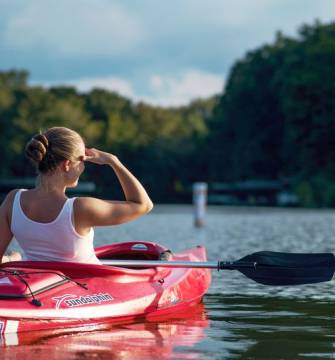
[101, 251, 335, 286]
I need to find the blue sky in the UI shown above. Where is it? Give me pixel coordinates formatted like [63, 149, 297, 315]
[1, 0, 335, 106]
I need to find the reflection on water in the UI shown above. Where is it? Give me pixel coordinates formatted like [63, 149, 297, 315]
[7, 206, 335, 359]
[4, 295, 335, 359]
[1, 305, 208, 360]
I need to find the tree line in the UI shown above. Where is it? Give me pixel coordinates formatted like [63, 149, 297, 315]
[1, 20, 335, 206]
[207, 20, 335, 207]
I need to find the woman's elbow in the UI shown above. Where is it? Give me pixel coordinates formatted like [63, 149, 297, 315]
[139, 200, 154, 215]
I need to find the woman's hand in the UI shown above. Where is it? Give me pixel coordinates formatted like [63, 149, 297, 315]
[85, 148, 120, 166]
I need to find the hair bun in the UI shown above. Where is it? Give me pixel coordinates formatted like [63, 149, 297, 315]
[33, 134, 49, 149]
[25, 133, 49, 163]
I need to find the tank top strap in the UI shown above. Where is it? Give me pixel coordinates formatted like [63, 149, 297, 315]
[12, 189, 20, 211]
[67, 197, 77, 211]
[65, 196, 77, 222]
[13, 189, 26, 205]
[11, 189, 26, 232]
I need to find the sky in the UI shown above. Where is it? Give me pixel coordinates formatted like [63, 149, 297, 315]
[1, 0, 335, 107]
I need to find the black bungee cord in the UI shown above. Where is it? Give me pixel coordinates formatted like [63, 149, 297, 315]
[0, 268, 88, 307]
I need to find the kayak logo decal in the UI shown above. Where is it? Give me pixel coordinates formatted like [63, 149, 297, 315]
[53, 293, 114, 309]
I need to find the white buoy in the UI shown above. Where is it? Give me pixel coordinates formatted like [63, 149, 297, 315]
[193, 182, 208, 227]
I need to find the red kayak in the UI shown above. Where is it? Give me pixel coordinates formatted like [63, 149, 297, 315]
[0, 242, 211, 335]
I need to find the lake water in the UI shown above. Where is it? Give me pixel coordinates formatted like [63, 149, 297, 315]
[3, 206, 335, 359]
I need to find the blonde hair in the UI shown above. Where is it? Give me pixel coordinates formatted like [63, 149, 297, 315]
[25, 127, 84, 173]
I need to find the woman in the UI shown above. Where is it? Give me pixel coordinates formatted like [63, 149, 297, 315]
[0, 127, 153, 264]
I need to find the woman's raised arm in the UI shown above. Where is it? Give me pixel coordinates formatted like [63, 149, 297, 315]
[75, 149, 153, 227]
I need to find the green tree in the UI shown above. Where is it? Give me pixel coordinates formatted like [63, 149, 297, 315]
[208, 20, 335, 206]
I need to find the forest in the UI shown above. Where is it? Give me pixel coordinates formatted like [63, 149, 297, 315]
[1, 20, 335, 206]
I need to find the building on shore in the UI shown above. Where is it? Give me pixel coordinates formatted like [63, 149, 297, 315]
[208, 180, 298, 206]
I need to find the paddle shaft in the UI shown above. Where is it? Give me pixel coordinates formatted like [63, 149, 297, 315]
[101, 259, 253, 270]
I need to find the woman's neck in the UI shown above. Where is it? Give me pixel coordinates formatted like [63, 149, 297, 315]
[35, 174, 67, 195]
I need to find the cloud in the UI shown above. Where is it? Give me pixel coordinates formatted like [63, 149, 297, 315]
[3, 0, 145, 57]
[2, 0, 335, 85]
[167, 0, 274, 28]
[70, 77, 135, 98]
[141, 69, 224, 107]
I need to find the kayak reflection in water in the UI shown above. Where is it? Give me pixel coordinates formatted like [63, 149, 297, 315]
[0, 127, 153, 264]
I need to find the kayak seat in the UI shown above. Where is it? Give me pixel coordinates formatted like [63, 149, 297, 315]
[95, 241, 170, 262]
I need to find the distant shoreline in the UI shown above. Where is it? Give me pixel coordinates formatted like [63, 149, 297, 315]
[150, 204, 335, 214]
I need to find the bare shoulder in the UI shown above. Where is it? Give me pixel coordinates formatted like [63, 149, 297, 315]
[73, 197, 106, 219]
[73, 197, 103, 211]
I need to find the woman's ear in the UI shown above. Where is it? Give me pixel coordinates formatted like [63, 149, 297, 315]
[62, 159, 71, 172]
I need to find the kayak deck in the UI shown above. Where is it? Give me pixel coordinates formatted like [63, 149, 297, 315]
[0, 242, 211, 334]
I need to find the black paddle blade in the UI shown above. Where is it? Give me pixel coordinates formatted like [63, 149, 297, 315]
[235, 251, 335, 285]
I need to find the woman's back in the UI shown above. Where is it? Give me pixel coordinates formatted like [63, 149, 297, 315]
[11, 189, 100, 264]
[18, 189, 68, 224]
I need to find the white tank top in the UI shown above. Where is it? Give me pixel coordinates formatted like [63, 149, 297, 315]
[11, 189, 100, 264]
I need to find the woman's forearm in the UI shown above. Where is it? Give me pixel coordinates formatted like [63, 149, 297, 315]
[108, 157, 153, 210]
[85, 148, 154, 212]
